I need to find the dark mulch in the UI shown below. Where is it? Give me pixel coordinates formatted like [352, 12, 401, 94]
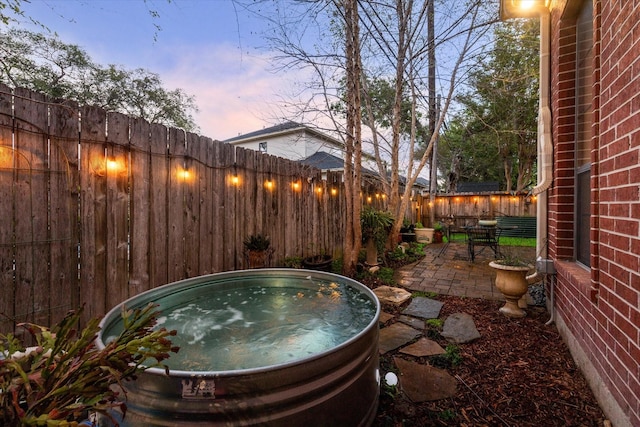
[371, 294, 607, 427]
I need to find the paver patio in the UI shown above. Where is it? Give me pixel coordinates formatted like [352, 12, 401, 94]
[394, 240, 536, 301]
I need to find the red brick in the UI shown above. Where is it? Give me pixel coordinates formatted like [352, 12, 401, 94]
[607, 170, 630, 186]
[614, 311, 637, 342]
[614, 147, 638, 169]
[615, 185, 639, 202]
[614, 251, 640, 274]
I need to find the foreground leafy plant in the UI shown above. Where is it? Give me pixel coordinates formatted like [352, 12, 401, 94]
[0, 304, 179, 426]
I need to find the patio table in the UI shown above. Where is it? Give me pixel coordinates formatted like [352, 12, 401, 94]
[464, 225, 517, 261]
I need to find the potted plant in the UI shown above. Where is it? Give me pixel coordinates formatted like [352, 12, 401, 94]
[489, 254, 534, 317]
[361, 207, 394, 266]
[399, 220, 416, 242]
[243, 234, 272, 268]
[414, 221, 435, 243]
[302, 245, 333, 271]
[432, 221, 445, 243]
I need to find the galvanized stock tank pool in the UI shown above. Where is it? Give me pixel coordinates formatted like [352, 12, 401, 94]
[97, 269, 380, 426]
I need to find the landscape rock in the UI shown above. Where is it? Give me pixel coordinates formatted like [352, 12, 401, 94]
[441, 312, 481, 343]
[401, 297, 444, 319]
[394, 357, 457, 402]
[399, 338, 446, 357]
[373, 286, 412, 305]
[379, 323, 421, 354]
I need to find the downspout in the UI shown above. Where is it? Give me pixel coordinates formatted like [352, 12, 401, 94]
[526, 12, 555, 326]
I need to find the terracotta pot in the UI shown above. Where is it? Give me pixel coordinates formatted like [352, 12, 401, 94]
[489, 261, 532, 318]
[246, 250, 269, 269]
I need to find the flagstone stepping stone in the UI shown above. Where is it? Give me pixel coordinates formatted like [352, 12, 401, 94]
[373, 286, 412, 305]
[399, 338, 446, 357]
[394, 357, 457, 402]
[379, 311, 395, 324]
[441, 312, 481, 344]
[379, 323, 421, 354]
[398, 315, 425, 330]
[401, 297, 444, 319]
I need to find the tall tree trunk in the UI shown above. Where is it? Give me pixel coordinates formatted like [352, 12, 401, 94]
[342, 0, 363, 275]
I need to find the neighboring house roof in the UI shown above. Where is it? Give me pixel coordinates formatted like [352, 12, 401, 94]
[300, 152, 429, 191]
[415, 177, 430, 189]
[396, 173, 430, 190]
[299, 151, 345, 171]
[456, 181, 500, 193]
[224, 121, 343, 149]
[299, 151, 377, 176]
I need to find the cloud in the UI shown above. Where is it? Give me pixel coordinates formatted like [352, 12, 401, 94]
[157, 43, 297, 141]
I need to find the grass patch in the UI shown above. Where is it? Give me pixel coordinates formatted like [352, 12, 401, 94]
[498, 236, 536, 247]
[446, 234, 535, 247]
[426, 318, 444, 329]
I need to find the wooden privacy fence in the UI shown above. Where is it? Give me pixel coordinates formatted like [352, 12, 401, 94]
[0, 86, 348, 334]
[420, 193, 537, 229]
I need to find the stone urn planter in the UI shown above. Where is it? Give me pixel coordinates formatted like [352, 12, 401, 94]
[414, 227, 434, 243]
[489, 261, 533, 318]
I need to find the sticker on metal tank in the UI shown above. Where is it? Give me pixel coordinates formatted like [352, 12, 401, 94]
[181, 378, 216, 399]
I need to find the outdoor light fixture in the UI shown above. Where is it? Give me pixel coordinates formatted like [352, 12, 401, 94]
[264, 174, 274, 191]
[230, 163, 240, 186]
[177, 168, 191, 181]
[331, 187, 338, 196]
[499, 0, 549, 19]
[291, 181, 301, 191]
[93, 154, 126, 177]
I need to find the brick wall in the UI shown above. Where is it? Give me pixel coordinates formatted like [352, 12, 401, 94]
[549, 1, 640, 425]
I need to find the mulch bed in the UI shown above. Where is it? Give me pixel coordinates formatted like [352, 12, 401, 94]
[371, 294, 607, 427]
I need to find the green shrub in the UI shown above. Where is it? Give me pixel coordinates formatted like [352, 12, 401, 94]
[0, 305, 178, 425]
[377, 267, 395, 285]
[282, 256, 303, 268]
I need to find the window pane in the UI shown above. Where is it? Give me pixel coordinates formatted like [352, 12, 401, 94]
[576, 169, 590, 266]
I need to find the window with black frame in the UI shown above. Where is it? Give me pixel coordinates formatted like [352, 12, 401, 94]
[574, 0, 593, 267]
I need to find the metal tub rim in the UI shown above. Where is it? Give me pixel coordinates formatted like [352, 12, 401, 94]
[96, 268, 380, 377]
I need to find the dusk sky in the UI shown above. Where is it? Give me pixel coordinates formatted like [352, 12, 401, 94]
[11, 0, 305, 140]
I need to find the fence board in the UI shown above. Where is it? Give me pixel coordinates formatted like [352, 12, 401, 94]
[210, 140, 224, 272]
[184, 132, 201, 278]
[48, 100, 80, 325]
[167, 127, 186, 282]
[235, 148, 250, 269]
[80, 105, 107, 322]
[13, 88, 49, 328]
[129, 117, 152, 296]
[105, 113, 130, 308]
[222, 144, 236, 270]
[197, 136, 214, 275]
[148, 123, 169, 288]
[0, 85, 15, 333]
